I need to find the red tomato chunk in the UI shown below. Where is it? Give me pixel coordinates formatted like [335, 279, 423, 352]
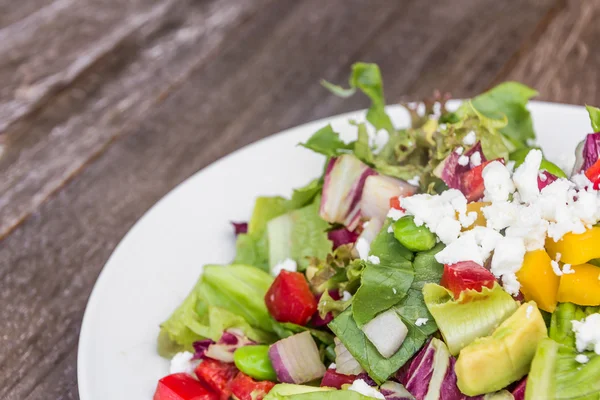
[153, 373, 218, 400]
[194, 359, 238, 400]
[265, 270, 317, 325]
[229, 372, 276, 400]
[440, 261, 496, 299]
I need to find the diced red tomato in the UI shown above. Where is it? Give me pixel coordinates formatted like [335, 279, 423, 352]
[460, 159, 504, 202]
[153, 373, 218, 400]
[389, 196, 405, 211]
[585, 158, 600, 189]
[320, 369, 357, 389]
[265, 270, 317, 325]
[229, 372, 275, 400]
[440, 261, 497, 299]
[194, 359, 238, 400]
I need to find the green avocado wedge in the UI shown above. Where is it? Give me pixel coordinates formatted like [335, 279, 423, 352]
[455, 302, 548, 396]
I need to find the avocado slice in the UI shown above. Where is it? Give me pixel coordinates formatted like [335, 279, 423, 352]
[455, 301, 548, 396]
[263, 384, 333, 399]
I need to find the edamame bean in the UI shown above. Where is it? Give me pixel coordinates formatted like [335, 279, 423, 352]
[233, 345, 277, 381]
[393, 215, 436, 251]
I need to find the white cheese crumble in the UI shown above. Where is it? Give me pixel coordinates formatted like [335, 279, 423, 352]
[551, 260, 563, 276]
[415, 318, 429, 326]
[341, 291, 353, 301]
[482, 161, 515, 202]
[329, 363, 337, 369]
[348, 379, 385, 399]
[387, 224, 394, 233]
[407, 175, 420, 186]
[562, 264, 575, 274]
[572, 314, 600, 355]
[455, 146, 464, 155]
[355, 238, 371, 260]
[470, 151, 482, 167]
[458, 155, 470, 166]
[513, 149, 542, 203]
[367, 255, 381, 264]
[387, 207, 405, 221]
[463, 131, 477, 145]
[170, 351, 198, 375]
[575, 354, 590, 364]
[271, 258, 298, 276]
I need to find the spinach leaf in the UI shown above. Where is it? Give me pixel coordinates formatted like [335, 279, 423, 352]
[352, 220, 414, 326]
[586, 105, 600, 132]
[329, 307, 412, 384]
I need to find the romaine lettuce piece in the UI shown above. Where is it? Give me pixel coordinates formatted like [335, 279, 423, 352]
[423, 283, 519, 355]
[158, 264, 277, 357]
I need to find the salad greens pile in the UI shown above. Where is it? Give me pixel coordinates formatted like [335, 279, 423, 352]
[154, 62, 600, 400]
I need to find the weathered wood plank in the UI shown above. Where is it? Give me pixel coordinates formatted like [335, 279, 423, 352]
[0, 0, 570, 398]
[0, 0, 277, 239]
[0, 0, 57, 29]
[497, 0, 600, 106]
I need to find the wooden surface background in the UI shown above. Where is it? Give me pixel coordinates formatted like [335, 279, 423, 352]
[0, 0, 598, 398]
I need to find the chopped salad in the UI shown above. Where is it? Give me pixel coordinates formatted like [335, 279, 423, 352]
[154, 63, 600, 400]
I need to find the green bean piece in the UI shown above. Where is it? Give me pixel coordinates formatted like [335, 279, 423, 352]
[393, 215, 436, 252]
[233, 345, 278, 381]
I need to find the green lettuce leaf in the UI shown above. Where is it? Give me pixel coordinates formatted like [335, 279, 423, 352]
[158, 264, 277, 357]
[272, 321, 334, 345]
[549, 303, 600, 348]
[466, 82, 538, 148]
[586, 105, 600, 132]
[323, 63, 394, 133]
[423, 283, 519, 356]
[527, 338, 600, 400]
[268, 197, 332, 270]
[352, 220, 414, 326]
[300, 125, 353, 157]
[235, 179, 323, 270]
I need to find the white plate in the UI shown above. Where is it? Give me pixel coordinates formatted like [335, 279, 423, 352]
[77, 102, 591, 399]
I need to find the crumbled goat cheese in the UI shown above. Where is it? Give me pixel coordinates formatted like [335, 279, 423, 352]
[562, 264, 575, 274]
[551, 260, 563, 276]
[575, 354, 589, 364]
[387, 224, 394, 233]
[355, 238, 371, 260]
[271, 258, 297, 276]
[387, 207, 405, 221]
[435, 226, 502, 266]
[513, 149, 542, 203]
[341, 291, 353, 301]
[482, 161, 515, 202]
[407, 175, 421, 186]
[506, 160, 516, 172]
[539, 171, 548, 182]
[329, 363, 337, 369]
[526, 305, 534, 319]
[458, 155, 470, 166]
[367, 255, 380, 265]
[491, 236, 525, 295]
[463, 131, 477, 145]
[555, 253, 562, 262]
[415, 318, 429, 326]
[170, 352, 198, 375]
[348, 379, 385, 399]
[470, 151, 482, 167]
[455, 146, 464, 155]
[572, 314, 600, 354]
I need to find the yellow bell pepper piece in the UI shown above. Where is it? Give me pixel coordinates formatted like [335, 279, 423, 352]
[546, 226, 600, 265]
[557, 263, 600, 306]
[462, 202, 489, 230]
[516, 250, 560, 312]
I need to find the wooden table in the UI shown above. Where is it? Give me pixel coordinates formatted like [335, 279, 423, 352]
[0, 0, 598, 398]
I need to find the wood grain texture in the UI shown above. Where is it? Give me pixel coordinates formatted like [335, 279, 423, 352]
[497, 0, 600, 105]
[0, 0, 594, 398]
